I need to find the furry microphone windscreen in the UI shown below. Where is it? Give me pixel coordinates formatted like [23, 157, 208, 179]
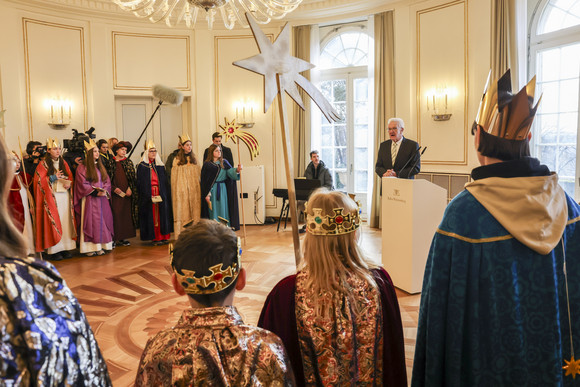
[152, 84, 184, 105]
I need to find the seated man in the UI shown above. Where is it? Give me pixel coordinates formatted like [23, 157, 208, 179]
[135, 219, 294, 386]
[304, 150, 332, 189]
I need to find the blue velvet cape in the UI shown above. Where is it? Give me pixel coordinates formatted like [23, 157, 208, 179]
[412, 180, 580, 386]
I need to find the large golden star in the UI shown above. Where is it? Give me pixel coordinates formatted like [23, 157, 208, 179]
[563, 356, 580, 379]
[233, 13, 340, 123]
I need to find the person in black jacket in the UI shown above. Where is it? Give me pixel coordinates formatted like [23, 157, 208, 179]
[375, 118, 420, 179]
[304, 150, 333, 189]
[203, 132, 234, 167]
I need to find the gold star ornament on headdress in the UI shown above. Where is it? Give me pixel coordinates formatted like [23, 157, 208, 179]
[233, 13, 341, 123]
[219, 118, 260, 160]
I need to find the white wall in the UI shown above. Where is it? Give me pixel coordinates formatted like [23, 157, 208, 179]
[0, 0, 493, 216]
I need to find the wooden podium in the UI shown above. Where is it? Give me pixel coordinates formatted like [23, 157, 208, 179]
[381, 178, 447, 293]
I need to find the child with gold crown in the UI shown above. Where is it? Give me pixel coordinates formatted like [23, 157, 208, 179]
[73, 138, 114, 257]
[135, 219, 294, 385]
[258, 188, 407, 385]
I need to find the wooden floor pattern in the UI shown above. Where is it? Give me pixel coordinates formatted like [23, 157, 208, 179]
[52, 223, 421, 386]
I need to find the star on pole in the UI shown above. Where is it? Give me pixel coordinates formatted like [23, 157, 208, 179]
[233, 13, 341, 123]
[564, 356, 580, 379]
[219, 118, 260, 160]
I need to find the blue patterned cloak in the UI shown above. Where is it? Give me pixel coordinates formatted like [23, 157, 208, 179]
[412, 158, 580, 386]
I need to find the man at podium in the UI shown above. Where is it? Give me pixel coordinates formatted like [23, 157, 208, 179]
[412, 70, 580, 385]
[375, 118, 420, 179]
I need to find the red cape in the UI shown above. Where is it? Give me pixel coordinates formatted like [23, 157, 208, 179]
[33, 159, 77, 252]
[8, 171, 32, 232]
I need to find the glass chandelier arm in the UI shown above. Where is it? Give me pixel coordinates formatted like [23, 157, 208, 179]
[113, 0, 157, 12]
[110, 0, 303, 29]
[147, 0, 180, 24]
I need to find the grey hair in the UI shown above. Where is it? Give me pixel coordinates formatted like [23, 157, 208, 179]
[387, 117, 405, 129]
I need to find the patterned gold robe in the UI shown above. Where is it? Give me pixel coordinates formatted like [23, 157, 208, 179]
[171, 159, 201, 237]
[135, 306, 295, 386]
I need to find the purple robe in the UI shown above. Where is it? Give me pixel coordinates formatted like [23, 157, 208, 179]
[74, 164, 114, 244]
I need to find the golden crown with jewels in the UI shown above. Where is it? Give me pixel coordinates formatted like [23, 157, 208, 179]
[305, 201, 362, 236]
[144, 139, 156, 151]
[169, 237, 242, 295]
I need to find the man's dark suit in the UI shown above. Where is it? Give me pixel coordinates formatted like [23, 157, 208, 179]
[203, 144, 234, 167]
[375, 137, 420, 179]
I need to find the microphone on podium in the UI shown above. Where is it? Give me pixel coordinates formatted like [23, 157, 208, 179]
[397, 146, 421, 178]
[402, 146, 427, 179]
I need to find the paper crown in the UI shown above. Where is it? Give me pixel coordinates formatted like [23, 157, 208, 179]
[305, 201, 362, 236]
[170, 237, 242, 295]
[144, 139, 156, 151]
[46, 138, 60, 149]
[473, 69, 542, 141]
[178, 134, 192, 145]
[84, 138, 97, 152]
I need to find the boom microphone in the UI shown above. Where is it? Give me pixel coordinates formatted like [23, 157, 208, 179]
[152, 84, 184, 105]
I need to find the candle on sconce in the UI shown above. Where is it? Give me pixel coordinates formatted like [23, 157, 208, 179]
[60, 105, 64, 124]
[445, 94, 448, 110]
[432, 95, 435, 111]
[68, 104, 71, 120]
[250, 104, 253, 121]
[242, 106, 246, 123]
[50, 104, 54, 121]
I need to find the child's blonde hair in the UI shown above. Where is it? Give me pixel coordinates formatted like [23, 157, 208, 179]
[301, 189, 377, 296]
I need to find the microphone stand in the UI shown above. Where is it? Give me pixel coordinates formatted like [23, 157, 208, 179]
[127, 100, 163, 159]
[397, 146, 421, 178]
[403, 146, 427, 179]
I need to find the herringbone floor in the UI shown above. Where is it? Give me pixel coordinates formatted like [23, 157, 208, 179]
[52, 223, 420, 386]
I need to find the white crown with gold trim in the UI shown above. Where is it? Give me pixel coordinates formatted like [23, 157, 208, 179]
[169, 237, 242, 295]
[305, 201, 362, 236]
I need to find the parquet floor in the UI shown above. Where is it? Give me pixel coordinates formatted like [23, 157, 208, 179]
[52, 223, 421, 386]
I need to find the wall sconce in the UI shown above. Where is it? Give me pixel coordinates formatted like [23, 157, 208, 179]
[233, 100, 255, 128]
[47, 99, 72, 128]
[426, 86, 452, 121]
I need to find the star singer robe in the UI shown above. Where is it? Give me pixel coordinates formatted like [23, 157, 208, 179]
[33, 159, 77, 252]
[136, 160, 173, 240]
[200, 160, 240, 230]
[73, 164, 114, 245]
[412, 164, 580, 386]
[0, 255, 111, 385]
[259, 267, 407, 386]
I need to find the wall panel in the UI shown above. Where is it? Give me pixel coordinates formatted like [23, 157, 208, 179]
[215, 35, 278, 209]
[112, 32, 190, 91]
[23, 18, 87, 138]
[416, 1, 467, 165]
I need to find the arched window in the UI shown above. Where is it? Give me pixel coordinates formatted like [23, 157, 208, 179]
[311, 24, 373, 215]
[319, 31, 369, 69]
[529, 0, 580, 199]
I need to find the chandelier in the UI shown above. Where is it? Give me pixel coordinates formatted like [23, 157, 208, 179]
[112, 0, 304, 30]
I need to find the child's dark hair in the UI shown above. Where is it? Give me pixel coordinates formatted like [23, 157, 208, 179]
[172, 219, 239, 306]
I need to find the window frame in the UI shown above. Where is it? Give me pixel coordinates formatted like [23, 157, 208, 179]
[529, 0, 580, 200]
